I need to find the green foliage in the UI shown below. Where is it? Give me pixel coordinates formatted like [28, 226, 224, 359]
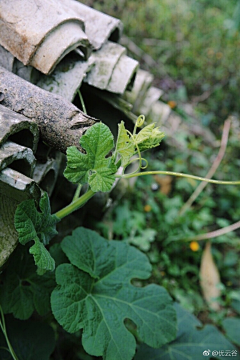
[128, 228, 156, 251]
[114, 119, 164, 167]
[106, 200, 157, 251]
[14, 192, 58, 274]
[115, 121, 135, 167]
[64, 122, 117, 192]
[133, 123, 165, 153]
[51, 227, 177, 360]
[12, 119, 165, 277]
[3, 118, 238, 359]
[64, 120, 164, 192]
[93, 121, 240, 318]
[231, 297, 240, 315]
[222, 317, 240, 346]
[0, 316, 55, 360]
[0, 246, 55, 320]
[135, 304, 240, 360]
[14, 192, 58, 246]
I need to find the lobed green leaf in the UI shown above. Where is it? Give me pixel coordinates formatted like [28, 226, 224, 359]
[64, 122, 117, 192]
[14, 192, 58, 274]
[14, 192, 59, 246]
[135, 303, 240, 360]
[51, 227, 177, 360]
[29, 239, 55, 275]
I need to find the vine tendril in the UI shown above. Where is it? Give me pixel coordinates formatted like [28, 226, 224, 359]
[116, 170, 240, 185]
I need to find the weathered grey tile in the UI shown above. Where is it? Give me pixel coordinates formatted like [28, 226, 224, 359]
[37, 53, 94, 102]
[0, 0, 90, 74]
[139, 87, 163, 117]
[0, 104, 39, 152]
[84, 42, 126, 90]
[0, 141, 36, 177]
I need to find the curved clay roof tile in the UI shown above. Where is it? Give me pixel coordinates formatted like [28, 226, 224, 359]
[0, 0, 89, 74]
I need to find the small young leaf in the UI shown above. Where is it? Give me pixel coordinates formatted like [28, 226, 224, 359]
[135, 303, 239, 360]
[51, 227, 177, 360]
[115, 121, 135, 167]
[14, 192, 58, 274]
[134, 123, 164, 152]
[0, 316, 55, 360]
[0, 246, 55, 320]
[64, 122, 117, 192]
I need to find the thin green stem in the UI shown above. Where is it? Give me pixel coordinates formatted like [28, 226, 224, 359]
[70, 91, 86, 203]
[55, 189, 95, 220]
[0, 347, 10, 352]
[72, 184, 82, 202]
[116, 170, 240, 185]
[0, 306, 19, 360]
[132, 121, 138, 137]
[78, 90, 87, 114]
[126, 129, 143, 171]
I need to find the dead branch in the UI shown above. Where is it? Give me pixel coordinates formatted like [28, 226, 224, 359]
[179, 118, 231, 216]
[0, 66, 96, 153]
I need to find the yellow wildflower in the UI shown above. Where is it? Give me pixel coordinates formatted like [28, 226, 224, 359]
[144, 204, 151, 212]
[167, 100, 177, 109]
[190, 241, 200, 252]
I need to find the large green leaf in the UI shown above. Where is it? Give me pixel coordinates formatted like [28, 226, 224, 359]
[230, 292, 240, 315]
[232, 299, 240, 314]
[135, 303, 240, 360]
[0, 316, 55, 360]
[64, 122, 117, 192]
[51, 227, 177, 360]
[14, 192, 58, 274]
[0, 246, 55, 320]
[222, 317, 240, 346]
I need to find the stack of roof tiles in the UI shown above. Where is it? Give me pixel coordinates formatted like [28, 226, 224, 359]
[0, 0, 172, 265]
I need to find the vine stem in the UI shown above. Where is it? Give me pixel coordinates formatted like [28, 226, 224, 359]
[69, 90, 86, 203]
[72, 184, 82, 202]
[0, 305, 19, 360]
[70, 91, 87, 202]
[116, 170, 240, 185]
[179, 118, 231, 216]
[54, 189, 95, 220]
[78, 89, 87, 114]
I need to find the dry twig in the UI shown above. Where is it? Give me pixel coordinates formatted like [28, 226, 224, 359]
[179, 118, 231, 216]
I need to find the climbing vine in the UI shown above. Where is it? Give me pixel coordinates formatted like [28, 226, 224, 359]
[0, 116, 239, 360]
